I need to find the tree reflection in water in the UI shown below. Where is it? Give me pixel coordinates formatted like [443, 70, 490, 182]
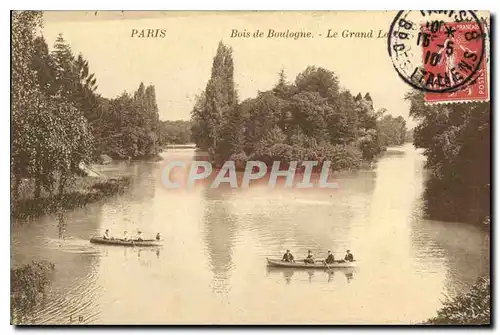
[201, 187, 237, 295]
[57, 208, 66, 241]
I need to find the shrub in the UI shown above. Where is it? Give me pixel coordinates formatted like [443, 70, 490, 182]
[425, 277, 490, 325]
[325, 144, 362, 171]
[11, 260, 55, 324]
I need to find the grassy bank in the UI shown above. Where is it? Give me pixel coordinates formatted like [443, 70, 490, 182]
[11, 175, 130, 221]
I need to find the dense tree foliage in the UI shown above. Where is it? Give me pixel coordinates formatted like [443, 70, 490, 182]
[12, 11, 163, 204]
[94, 83, 161, 159]
[12, 12, 94, 200]
[407, 91, 490, 225]
[377, 114, 407, 147]
[158, 120, 192, 145]
[191, 42, 404, 170]
[191, 42, 239, 164]
[30, 33, 162, 161]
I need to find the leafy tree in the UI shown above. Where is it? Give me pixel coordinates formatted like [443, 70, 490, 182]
[295, 66, 340, 101]
[73, 53, 100, 124]
[289, 91, 331, 142]
[273, 68, 294, 99]
[190, 93, 210, 150]
[159, 120, 192, 145]
[241, 91, 287, 154]
[51, 34, 77, 97]
[49, 34, 101, 132]
[191, 41, 239, 161]
[377, 114, 407, 147]
[330, 90, 358, 144]
[96, 83, 161, 159]
[12, 11, 44, 198]
[12, 12, 94, 200]
[31, 36, 58, 96]
[407, 90, 490, 225]
[258, 125, 287, 151]
[355, 95, 383, 160]
[190, 43, 397, 173]
[277, 68, 287, 88]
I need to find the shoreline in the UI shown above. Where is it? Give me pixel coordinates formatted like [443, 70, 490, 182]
[11, 176, 130, 222]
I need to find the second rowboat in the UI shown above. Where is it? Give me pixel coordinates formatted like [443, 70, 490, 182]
[267, 258, 357, 269]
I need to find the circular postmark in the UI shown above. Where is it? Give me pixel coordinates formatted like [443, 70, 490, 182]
[388, 10, 486, 93]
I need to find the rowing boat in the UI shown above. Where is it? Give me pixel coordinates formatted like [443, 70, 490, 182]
[266, 258, 357, 269]
[90, 236, 162, 247]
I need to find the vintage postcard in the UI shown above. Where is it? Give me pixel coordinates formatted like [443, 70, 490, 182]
[11, 10, 490, 325]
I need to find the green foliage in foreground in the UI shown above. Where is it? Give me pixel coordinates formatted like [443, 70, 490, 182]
[425, 277, 490, 325]
[11, 260, 55, 324]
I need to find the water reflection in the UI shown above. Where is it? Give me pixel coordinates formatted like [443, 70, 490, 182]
[125, 162, 157, 202]
[136, 248, 162, 267]
[266, 267, 356, 284]
[97, 162, 158, 238]
[202, 187, 237, 294]
[56, 209, 66, 240]
[410, 215, 490, 297]
[11, 145, 490, 324]
[345, 271, 354, 283]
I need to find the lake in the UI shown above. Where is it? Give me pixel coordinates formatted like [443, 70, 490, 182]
[11, 143, 490, 324]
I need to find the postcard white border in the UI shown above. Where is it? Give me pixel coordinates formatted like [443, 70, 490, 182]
[3, 0, 497, 333]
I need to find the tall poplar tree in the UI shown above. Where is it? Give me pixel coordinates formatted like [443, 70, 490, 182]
[192, 41, 239, 161]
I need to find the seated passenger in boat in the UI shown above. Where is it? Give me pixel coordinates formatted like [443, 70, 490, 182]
[103, 229, 110, 240]
[325, 250, 335, 264]
[122, 231, 129, 241]
[344, 250, 354, 262]
[282, 249, 295, 262]
[304, 250, 315, 264]
[136, 231, 143, 242]
[156, 233, 161, 241]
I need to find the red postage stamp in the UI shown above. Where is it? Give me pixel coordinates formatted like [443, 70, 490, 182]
[423, 21, 489, 103]
[388, 11, 489, 103]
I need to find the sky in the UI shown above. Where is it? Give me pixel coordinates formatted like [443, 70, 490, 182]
[41, 11, 416, 127]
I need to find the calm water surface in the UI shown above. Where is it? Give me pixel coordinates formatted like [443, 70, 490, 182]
[11, 143, 490, 324]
